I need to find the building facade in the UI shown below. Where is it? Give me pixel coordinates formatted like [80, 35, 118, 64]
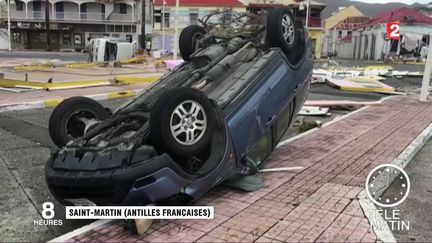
[342, 7, 432, 61]
[2, 0, 153, 50]
[325, 15, 369, 58]
[322, 5, 365, 57]
[152, 0, 246, 52]
[152, 0, 326, 58]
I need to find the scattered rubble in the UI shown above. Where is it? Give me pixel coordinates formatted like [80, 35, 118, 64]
[299, 106, 330, 116]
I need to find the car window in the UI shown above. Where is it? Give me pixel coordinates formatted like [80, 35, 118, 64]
[246, 128, 272, 165]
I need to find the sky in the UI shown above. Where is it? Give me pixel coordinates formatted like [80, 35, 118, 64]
[353, 0, 429, 4]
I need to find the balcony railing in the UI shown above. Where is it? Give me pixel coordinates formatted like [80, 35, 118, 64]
[295, 16, 322, 28]
[10, 10, 27, 19]
[29, 10, 46, 20]
[55, 11, 81, 20]
[308, 17, 322, 28]
[11, 11, 135, 23]
[109, 13, 134, 22]
[79, 12, 105, 21]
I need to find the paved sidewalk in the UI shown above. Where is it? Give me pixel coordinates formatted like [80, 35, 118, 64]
[57, 95, 432, 242]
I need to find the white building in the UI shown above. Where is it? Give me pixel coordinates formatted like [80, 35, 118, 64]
[337, 7, 432, 60]
[1, 0, 153, 50]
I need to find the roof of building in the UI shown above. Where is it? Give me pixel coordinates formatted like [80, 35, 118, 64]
[333, 16, 370, 30]
[324, 5, 364, 30]
[241, 0, 326, 9]
[364, 7, 432, 26]
[153, 0, 245, 7]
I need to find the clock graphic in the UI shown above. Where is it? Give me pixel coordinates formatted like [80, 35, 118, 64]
[365, 164, 410, 208]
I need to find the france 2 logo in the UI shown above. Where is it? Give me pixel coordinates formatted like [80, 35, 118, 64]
[386, 21, 400, 41]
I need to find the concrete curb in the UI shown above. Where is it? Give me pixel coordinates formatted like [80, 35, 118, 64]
[0, 89, 144, 113]
[358, 121, 432, 243]
[277, 96, 396, 148]
[0, 75, 158, 89]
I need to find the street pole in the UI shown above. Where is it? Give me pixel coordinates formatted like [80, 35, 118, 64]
[161, 2, 165, 53]
[332, 27, 337, 56]
[140, 0, 146, 50]
[45, 0, 51, 51]
[173, 0, 179, 59]
[420, 34, 432, 102]
[305, 0, 310, 28]
[7, 0, 11, 51]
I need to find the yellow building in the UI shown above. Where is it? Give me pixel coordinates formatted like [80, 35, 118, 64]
[324, 5, 364, 31]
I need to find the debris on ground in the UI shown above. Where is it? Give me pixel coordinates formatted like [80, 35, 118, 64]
[299, 106, 330, 116]
[259, 166, 304, 173]
[326, 76, 395, 93]
[312, 69, 332, 84]
[294, 117, 323, 132]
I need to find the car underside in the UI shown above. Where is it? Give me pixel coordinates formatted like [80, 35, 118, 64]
[46, 7, 313, 206]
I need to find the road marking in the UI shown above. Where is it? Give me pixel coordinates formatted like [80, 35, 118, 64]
[14, 64, 53, 71]
[47, 219, 113, 243]
[44, 99, 64, 107]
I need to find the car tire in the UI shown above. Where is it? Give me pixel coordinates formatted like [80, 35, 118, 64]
[292, 20, 306, 63]
[49, 97, 110, 148]
[266, 7, 301, 62]
[150, 87, 216, 157]
[179, 25, 206, 61]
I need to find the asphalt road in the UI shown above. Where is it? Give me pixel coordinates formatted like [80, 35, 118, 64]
[0, 99, 127, 242]
[381, 138, 432, 242]
[0, 51, 88, 62]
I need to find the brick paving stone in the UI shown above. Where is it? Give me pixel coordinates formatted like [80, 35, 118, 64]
[66, 96, 432, 242]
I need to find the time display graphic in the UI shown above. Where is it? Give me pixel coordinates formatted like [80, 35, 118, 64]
[365, 164, 410, 208]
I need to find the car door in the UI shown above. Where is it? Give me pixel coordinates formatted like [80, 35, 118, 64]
[227, 54, 299, 161]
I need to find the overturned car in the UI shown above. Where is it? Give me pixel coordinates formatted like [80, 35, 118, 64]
[46, 7, 313, 206]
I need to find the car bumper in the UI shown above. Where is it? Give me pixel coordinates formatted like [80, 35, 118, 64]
[46, 151, 195, 206]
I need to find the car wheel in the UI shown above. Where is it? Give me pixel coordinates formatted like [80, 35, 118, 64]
[291, 20, 306, 63]
[179, 25, 206, 61]
[150, 87, 216, 157]
[266, 7, 301, 61]
[48, 97, 110, 148]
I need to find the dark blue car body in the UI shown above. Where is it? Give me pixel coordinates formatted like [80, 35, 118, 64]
[46, 38, 312, 206]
